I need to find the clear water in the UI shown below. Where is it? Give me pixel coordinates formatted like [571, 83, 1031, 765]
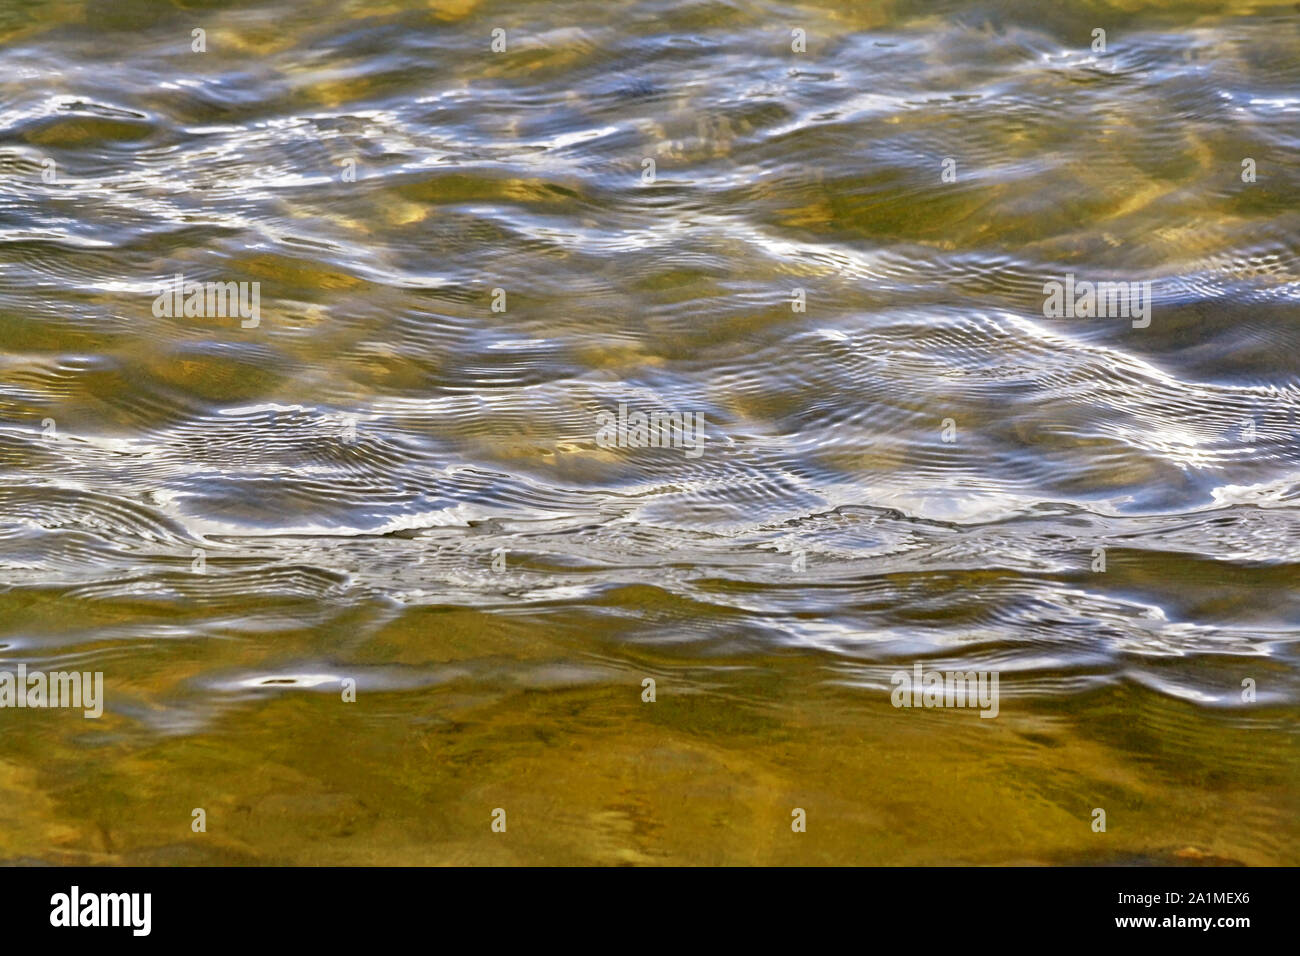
[0, 0, 1296, 864]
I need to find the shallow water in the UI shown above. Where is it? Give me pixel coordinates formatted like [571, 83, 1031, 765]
[0, 0, 1297, 864]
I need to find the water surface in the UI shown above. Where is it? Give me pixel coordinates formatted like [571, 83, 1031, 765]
[0, 0, 1297, 864]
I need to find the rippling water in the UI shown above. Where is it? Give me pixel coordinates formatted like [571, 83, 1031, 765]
[0, 0, 1297, 864]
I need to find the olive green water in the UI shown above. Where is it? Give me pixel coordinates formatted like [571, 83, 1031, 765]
[0, 0, 1297, 864]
